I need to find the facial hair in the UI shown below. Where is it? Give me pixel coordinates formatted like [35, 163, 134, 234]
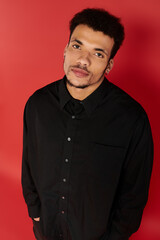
[66, 77, 90, 89]
[63, 57, 109, 89]
[66, 70, 106, 89]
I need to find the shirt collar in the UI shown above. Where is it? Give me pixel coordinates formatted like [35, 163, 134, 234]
[59, 75, 109, 116]
[59, 76, 72, 109]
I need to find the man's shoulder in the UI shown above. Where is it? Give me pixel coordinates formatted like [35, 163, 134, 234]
[26, 78, 62, 106]
[107, 80, 148, 121]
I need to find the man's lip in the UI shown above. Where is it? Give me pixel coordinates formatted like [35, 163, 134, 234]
[71, 67, 89, 77]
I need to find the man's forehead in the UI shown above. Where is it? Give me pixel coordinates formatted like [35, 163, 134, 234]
[70, 24, 114, 52]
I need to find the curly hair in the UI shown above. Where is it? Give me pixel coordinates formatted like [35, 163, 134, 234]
[69, 8, 125, 59]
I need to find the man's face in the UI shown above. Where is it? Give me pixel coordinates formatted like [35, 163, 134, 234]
[63, 24, 114, 89]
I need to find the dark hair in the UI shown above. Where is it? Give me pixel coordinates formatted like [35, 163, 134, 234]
[69, 8, 125, 59]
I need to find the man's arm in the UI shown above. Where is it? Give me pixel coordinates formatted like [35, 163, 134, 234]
[107, 111, 154, 240]
[21, 100, 41, 219]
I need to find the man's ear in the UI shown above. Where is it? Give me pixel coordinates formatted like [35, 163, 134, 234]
[105, 59, 114, 75]
[64, 44, 69, 58]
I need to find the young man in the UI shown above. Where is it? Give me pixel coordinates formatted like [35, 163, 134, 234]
[22, 8, 153, 240]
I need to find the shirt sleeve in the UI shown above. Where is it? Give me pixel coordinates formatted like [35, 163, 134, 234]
[106, 111, 154, 240]
[21, 99, 41, 218]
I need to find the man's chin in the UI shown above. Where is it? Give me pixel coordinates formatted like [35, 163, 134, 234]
[66, 78, 89, 89]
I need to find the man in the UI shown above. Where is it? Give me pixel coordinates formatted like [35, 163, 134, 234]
[21, 8, 153, 240]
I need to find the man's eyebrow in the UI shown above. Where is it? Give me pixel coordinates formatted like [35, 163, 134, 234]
[71, 39, 83, 45]
[70, 39, 109, 56]
[94, 48, 109, 56]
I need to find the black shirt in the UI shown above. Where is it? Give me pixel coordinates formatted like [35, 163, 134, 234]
[21, 76, 153, 240]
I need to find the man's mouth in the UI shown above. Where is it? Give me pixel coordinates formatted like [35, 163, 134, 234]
[71, 67, 89, 78]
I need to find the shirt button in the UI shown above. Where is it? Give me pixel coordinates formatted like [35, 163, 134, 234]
[63, 178, 66, 182]
[67, 137, 71, 141]
[65, 158, 69, 163]
[61, 210, 65, 214]
[72, 115, 75, 119]
[62, 196, 65, 200]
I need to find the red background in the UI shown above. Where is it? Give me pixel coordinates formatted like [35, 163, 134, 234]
[0, 0, 160, 239]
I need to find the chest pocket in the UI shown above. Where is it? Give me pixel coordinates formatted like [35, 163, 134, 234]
[90, 141, 126, 185]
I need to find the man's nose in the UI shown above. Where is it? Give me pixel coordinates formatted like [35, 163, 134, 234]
[77, 51, 91, 66]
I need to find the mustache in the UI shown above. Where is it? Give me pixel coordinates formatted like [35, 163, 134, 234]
[71, 65, 90, 73]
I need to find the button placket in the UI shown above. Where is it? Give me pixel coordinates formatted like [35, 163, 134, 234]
[58, 117, 77, 217]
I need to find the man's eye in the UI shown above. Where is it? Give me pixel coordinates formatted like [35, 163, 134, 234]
[72, 44, 80, 49]
[95, 52, 104, 58]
